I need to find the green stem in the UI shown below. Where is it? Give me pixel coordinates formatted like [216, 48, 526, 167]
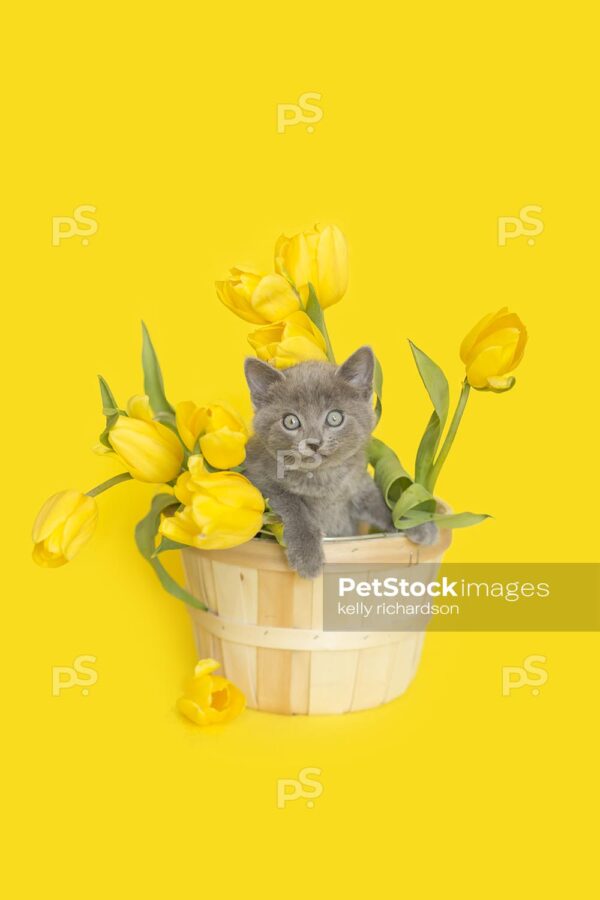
[320, 313, 336, 364]
[427, 380, 470, 492]
[86, 472, 133, 497]
[305, 282, 336, 363]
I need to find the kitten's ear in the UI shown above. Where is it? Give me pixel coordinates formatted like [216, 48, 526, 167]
[244, 357, 285, 407]
[336, 346, 374, 395]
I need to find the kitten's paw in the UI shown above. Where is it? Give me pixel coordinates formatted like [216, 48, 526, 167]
[405, 522, 439, 546]
[286, 534, 324, 579]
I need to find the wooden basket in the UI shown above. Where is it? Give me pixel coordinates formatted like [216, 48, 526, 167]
[181, 523, 451, 715]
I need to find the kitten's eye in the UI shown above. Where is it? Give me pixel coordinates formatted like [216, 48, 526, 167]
[326, 410, 344, 427]
[282, 413, 301, 430]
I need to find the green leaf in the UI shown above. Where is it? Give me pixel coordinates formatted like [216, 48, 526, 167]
[409, 341, 449, 485]
[261, 501, 285, 545]
[97, 375, 119, 449]
[153, 410, 177, 428]
[305, 282, 325, 329]
[262, 511, 281, 525]
[368, 437, 413, 506]
[135, 493, 178, 556]
[392, 482, 436, 520]
[305, 283, 336, 362]
[373, 355, 383, 424]
[414, 411, 440, 485]
[152, 536, 186, 556]
[135, 493, 206, 609]
[394, 509, 490, 530]
[141, 322, 175, 416]
[409, 341, 449, 422]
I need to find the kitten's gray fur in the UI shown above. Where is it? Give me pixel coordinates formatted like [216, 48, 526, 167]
[244, 347, 438, 578]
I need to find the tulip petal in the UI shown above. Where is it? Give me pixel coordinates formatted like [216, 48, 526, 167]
[248, 325, 284, 357]
[178, 662, 246, 726]
[194, 659, 221, 678]
[158, 506, 202, 547]
[461, 307, 527, 388]
[161, 467, 264, 551]
[176, 401, 209, 451]
[315, 223, 348, 308]
[486, 375, 516, 392]
[205, 403, 247, 436]
[190, 471, 265, 511]
[273, 336, 329, 367]
[278, 232, 313, 301]
[187, 454, 209, 481]
[201, 523, 263, 549]
[468, 311, 522, 349]
[61, 496, 98, 559]
[199, 428, 247, 469]
[109, 415, 183, 483]
[466, 346, 507, 388]
[32, 490, 98, 567]
[32, 490, 82, 543]
[460, 310, 501, 364]
[510, 322, 528, 371]
[192, 510, 264, 549]
[174, 472, 195, 506]
[177, 696, 211, 725]
[216, 279, 266, 324]
[251, 274, 300, 323]
[284, 311, 327, 350]
[248, 311, 327, 367]
[32, 542, 68, 568]
[127, 395, 154, 421]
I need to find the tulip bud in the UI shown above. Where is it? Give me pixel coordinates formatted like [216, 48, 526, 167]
[460, 308, 527, 391]
[159, 459, 264, 550]
[248, 311, 328, 369]
[177, 658, 246, 725]
[32, 490, 98, 567]
[175, 401, 248, 468]
[216, 267, 300, 324]
[108, 395, 183, 483]
[275, 223, 348, 308]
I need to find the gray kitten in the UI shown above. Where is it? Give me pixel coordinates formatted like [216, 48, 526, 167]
[244, 346, 437, 579]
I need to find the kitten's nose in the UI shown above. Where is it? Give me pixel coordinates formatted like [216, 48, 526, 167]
[304, 439, 321, 452]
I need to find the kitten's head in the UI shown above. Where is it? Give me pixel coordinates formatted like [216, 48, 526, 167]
[244, 347, 376, 469]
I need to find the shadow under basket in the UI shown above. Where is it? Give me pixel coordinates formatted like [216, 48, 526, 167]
[181, 517, 452, 715]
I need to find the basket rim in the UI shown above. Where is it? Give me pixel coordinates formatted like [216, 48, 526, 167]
[266, 497, 451, 544]
[181, 500, 452, 568]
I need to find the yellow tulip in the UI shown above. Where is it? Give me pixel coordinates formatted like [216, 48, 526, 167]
[248, 310, 328, 369]
[159, 456, 264, 550]
[216, 267, 301, 324]
[175, 401, 209, 451]
[108, 395, 184, 483]
[32, 490, 97, 568]
[460, 307, 528, 391]
[275, 223, 348, 308]
[175, 401, 248, 468]
[177, 659, 245, 726]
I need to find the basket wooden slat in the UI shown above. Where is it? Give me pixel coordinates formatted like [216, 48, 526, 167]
[182, 521, 451, 715]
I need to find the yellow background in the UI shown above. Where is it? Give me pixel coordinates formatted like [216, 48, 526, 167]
[2, 2, 598, 896]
